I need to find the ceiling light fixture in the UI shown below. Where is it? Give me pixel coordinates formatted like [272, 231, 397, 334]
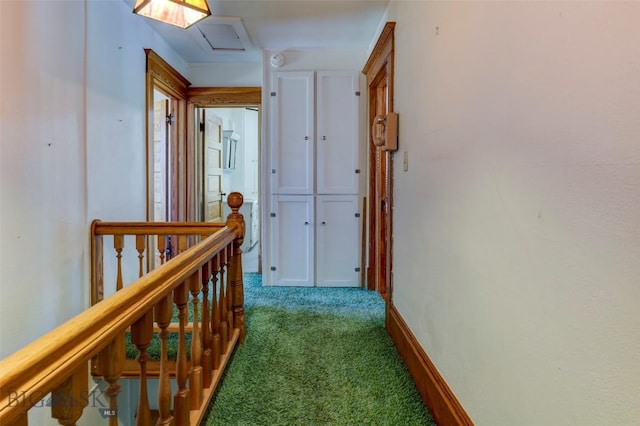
[133, 0, 211, 29]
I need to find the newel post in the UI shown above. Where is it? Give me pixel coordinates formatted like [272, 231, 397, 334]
[226, 192, 246, 343]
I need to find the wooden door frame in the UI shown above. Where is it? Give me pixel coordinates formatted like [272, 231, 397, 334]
[145, 49, 190, 223]
[186, 87, 262, 268]
[200, 109, 225, 222]
[146, 79, 263, 224]
[362, 23, 395, 308]
[144, 56, 263, 259]
[186, 87, 262, 219]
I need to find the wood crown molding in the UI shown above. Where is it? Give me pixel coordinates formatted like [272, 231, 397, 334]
[145, 49, 191, 98]
[187, 87, 262, 106]
[388, 304, 474, 426]
[362, 22, 395, 81]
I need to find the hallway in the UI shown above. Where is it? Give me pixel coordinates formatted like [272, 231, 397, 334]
[204, 273, 434, 425]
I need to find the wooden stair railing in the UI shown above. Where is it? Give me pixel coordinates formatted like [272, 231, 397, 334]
[0, 192, 246, 426]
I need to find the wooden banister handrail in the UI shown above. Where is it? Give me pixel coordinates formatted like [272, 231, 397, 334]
[0, 226, 237, 424]
[92, 221, 225, 236]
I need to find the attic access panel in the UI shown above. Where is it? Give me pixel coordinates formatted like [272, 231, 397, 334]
[189, 16, 253, 52]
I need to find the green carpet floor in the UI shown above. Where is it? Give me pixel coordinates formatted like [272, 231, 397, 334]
[203, 273, 435, 426]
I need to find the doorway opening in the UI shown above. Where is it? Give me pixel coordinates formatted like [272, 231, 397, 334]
[363, 23, 395, 310]
[187, 87, 262, 273]
[196, 106, 261, 273]
[152, 89, 172, 224]
[145, 50, 190, 269]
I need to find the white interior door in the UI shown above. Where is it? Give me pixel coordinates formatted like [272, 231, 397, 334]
[316, 71, 360, 195]
[271, 71, 314, 194]
[203, 111, 224, 222]
[270, 195, 314, 286]
[153, 98, 169, 222]
[316, 195, 359, 287]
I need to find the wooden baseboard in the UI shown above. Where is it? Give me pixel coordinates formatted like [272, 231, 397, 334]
[387, 304, 474, 426]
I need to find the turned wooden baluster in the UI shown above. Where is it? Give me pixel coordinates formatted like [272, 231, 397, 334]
[136, 235, 146, 277]
[131, 311, 153, 426]
[114, 235, 124, 290]
[157, 235, 166, 265]
[178, 235, 187, 256]
[210, 255, 221, 370]
[230, 251, 246, 343]
[173, 282, 190, 426]
[218, 250, 228, 354]
[201, 259, 213, 387]
[51, 366, 88, 426]
[225, 245, 234, 335]
[226, 192, 246, 343]
[99, 335, 124, 426]
[189, 271, 203, 410]
[154, 294, 173, 426]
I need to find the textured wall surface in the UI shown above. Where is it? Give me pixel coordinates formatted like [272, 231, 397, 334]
[1, 0, 87, 360]
[387, 2, 640, 425]
[1, 1, 185, 423]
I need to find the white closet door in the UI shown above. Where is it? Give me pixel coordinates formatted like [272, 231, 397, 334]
[271, 71, 314, 194]
[242, 108, 260, 200]
[316, 71, 359, 194]
[316, 195, 359, 287]
[269, 195, 314, 286]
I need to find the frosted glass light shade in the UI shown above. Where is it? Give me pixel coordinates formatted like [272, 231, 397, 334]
[133, 0, 211, 29]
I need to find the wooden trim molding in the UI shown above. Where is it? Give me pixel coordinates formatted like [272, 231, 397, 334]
[145, 49, 190, 222]
[185, 85, 262, 268]
[388, 304, 474, 426]
[362, 21, 395, 302]
[187, 87, 262, 106]
[363, 22, 396, 82]
[146, 49, 191, 99]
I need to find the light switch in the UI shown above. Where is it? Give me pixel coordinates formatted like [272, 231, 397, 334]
[403, 151, 409, 171]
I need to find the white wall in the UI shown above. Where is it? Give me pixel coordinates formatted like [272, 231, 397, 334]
[1, 0, 186, 424]
[87, 0, 187, 223]
[387, 2, 640, 425]
[1, 0, 87, 358]
[187, 62, 262, 87]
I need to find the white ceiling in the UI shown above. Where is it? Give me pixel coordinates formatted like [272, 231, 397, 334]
[125, 0, 390, 63]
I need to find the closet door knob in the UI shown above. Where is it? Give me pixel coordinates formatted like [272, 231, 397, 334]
[304, 221, 309, 226]
[304, 136, 310, 141]
[321, 221, 326, 225]
[321, 136, 327, 141]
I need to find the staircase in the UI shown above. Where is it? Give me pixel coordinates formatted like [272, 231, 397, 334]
[0, 193, 247, 426]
